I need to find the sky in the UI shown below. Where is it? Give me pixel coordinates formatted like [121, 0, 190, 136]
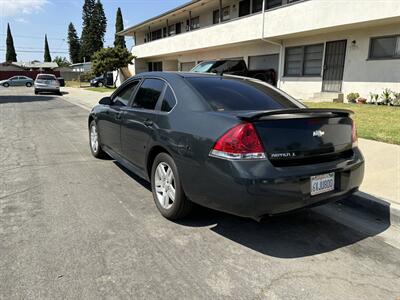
[0, 0, 188, 62]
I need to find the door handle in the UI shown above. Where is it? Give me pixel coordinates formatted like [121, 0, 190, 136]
[143, 119, 153, 127]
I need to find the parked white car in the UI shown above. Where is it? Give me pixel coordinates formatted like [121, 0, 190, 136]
[34, 74, 61, 95]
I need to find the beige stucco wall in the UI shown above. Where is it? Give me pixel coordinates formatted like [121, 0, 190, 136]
[131, 0, 400, 60]
[280, 23, 400, 100]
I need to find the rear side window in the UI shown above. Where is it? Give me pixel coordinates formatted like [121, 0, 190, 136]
[161, 87, 177, 112]
[37, 75, 56, 80]
[186, 77, 299, 111]
[133, 79, 166, 110]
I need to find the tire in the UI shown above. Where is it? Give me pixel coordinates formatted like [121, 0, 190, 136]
[98, 82, 104, 87]
[3, 83, 9, 88]
[26, 82, 32, 87]
[89, 120, 107, 159]
[151, 153, 193, 220]
[34, 90, 39, 95]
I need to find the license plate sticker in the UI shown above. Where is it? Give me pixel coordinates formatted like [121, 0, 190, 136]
[310, 172, 335, 196]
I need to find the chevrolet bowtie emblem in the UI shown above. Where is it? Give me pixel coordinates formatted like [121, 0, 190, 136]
[313, 130, 325, 137]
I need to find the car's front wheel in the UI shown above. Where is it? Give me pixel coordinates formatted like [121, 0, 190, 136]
[151, 153, 193, 220]
[26, 82, 32, 87]
[89, 120, 107, 158]
[98, 82, 104, 87]
[3, 83, 9, 88]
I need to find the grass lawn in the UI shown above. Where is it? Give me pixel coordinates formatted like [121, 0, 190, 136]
[65, 81, 83, 88]
[304, 102, 400, 145]
[85, 87, 116, 93]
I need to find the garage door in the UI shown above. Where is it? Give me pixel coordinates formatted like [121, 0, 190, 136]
[248, 54, 279, 73]
[180, 62, 196, 71]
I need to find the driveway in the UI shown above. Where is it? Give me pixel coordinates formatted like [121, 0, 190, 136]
[1, 87, 400, 299]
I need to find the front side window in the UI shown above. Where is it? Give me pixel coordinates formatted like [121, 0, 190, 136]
[133, 79, 166, 110]
[113, 81, 139, 106]
[284, 44, 324, 77]
[161, 86, 177, 112]
[369, 35, 400, 59]
[186, 77, 299, 111]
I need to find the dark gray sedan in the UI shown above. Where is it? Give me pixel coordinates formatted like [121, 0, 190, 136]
[88, 72, 364, 220]
[0, 76, 33, 87]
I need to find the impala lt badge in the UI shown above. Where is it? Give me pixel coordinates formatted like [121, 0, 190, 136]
[313, 130, 325, 137]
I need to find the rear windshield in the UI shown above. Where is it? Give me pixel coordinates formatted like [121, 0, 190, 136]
[37, 75, 56, 80]
[186, 77, 301, 111]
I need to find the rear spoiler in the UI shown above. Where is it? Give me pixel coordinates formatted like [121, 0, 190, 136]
[237, 108, 354, 121]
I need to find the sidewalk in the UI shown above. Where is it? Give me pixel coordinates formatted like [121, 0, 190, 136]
[61, 87, 400, 207]
[62, 87, 112, 111]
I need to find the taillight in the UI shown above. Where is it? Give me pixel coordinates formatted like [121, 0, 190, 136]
[210, 123, 266, 160]
[352, 119, 358, 146]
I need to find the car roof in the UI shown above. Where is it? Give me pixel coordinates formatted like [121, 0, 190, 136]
[138, 71, 218, 79]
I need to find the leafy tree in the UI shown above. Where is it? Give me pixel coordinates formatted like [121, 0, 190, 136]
[92, 46, 134, 86]
[114, 7, 126, 48]
[80, 0, 96, 62]
[53, 56, 71, 67]
[6, 23, 17, 62]
[67, 22, 81, 63]
[44, 34, 52, 62]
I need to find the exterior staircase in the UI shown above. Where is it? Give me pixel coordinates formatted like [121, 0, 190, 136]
[309, 92, 344, 103]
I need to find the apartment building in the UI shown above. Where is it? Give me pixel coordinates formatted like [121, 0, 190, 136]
[119, 0, 400, 100]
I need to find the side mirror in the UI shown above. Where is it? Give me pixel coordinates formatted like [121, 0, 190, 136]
[99, 96, 112, 105]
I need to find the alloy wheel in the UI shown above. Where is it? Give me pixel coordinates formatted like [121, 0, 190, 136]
[154, 162, 176, 210]
[90, 124, 99, 153]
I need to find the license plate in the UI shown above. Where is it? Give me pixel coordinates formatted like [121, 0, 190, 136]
[310, 172, 335, 196]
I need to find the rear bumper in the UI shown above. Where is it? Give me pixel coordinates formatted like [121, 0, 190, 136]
[35, 86, 60, 92]
[181, 148, 364, 218]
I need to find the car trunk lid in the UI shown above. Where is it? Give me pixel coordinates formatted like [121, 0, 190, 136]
[236, 109, 355, 166]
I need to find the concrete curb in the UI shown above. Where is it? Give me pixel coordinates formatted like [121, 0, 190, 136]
[344, 191, 400, 228]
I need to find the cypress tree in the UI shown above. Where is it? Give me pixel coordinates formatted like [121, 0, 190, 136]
[92, 0, 107, 52]
[80, 0, 96, 62]
[67, 23, 81, 63]
[114, 7, 126, 48]
[6, 23, 17, 62]
[44, 34, 52, 62]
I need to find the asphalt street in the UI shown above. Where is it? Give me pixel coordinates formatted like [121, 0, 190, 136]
[0, 87, 399, 300]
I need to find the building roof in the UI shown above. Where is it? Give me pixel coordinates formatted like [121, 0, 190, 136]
[13, 61, 59, 69]
[118, 0, 205, 36]
[70, 62, 92, 67]
[0, 62, 25, 70]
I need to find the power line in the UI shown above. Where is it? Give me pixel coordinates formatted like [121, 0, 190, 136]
[0, 49, 69, 54]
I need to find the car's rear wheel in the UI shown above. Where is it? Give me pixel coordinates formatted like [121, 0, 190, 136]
[89, 120, 107, 158]
[3, 83, 9, 88]
[151, 153, 193, 220]
[26, 82, 32, 87]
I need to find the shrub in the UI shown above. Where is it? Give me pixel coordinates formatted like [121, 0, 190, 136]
[393, 92, 400, 106]
[79, 72, 94, 82]
[369, 93, 379, 104]
[347, 93, 360, 103]
[381, 88, 393, 105]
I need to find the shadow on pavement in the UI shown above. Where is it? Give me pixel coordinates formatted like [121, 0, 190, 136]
[175, 194, 391, 259]
[111, 155, 391, 259]
[0, 95, 59, 104]
[113, 161, 151, 191]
